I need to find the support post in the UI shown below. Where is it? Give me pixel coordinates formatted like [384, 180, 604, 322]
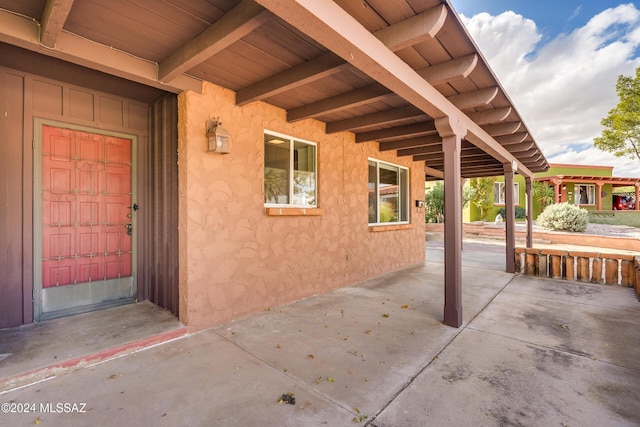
[525, 176, 533, 248]
[596, 182, 602, 210]
[635, 182, 639, 211]
[436, 117, 466, 328]
[504, 162, 516, 273]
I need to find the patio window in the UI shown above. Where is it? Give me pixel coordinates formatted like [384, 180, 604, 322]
[494, 182, 520, 205]
[264, 131, 316, 207]
[368, 159, 409, 225]
[575, 184, 595, 205]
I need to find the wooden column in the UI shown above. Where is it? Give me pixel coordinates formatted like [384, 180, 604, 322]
[525, 177, 533, 248]
[596, 183, 602, 210]
[504, 162, 516, 273]
[553, 179, 561, 203]
[437, 117, 465, 328]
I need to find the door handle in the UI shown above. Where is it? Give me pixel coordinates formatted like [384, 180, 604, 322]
[125, 223, 133, 236]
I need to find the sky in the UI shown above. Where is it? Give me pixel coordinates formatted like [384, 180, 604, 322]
[452, 0, 640, 177]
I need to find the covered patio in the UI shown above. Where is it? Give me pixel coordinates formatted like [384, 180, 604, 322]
[0, 0, 548, 329]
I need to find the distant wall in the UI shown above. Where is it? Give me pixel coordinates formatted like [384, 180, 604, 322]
[589, 211, 640, 228]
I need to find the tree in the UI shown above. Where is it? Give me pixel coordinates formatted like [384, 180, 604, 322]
[424, 181, 472, 223]
[468, 177, 496, 220]
[424, 182, 445, 223]
[533, 181, 555, 210]
[594, 67, 640, 162]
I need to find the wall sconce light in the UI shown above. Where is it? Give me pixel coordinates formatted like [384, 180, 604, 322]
[562, 185, 567, 190]
[206, 117, 230, 154]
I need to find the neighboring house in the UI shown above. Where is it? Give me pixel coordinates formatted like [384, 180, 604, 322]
[464, 164, 640, 222]
[0, 1, 547, 331]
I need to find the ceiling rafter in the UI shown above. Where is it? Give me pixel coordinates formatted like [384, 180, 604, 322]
[416, 148, 492, 162]
[236, 4, 447, 106]
[40, 0, 75, 48]
[287, 58, 486, 122]
[236, 53, 348, 105]
[482, 121, 522, 136]
[397, 140, 475, 157]
[287, 84, 391, 122]
[325, 105, 423, 134]
[468, 107, 512, 125]
[355, 121, 437, 143]
[378, 134, 441, 151]
[495, 133, 529, 145]
[448, 87, 498, 110]
[417, 54, 477, 87]
[424, 156, 497, 166]
[158, 0, 271, 82]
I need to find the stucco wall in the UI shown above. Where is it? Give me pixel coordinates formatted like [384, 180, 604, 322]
[178, 82, 425, 331]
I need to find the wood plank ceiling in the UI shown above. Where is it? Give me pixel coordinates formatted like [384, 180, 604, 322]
[0, 0, 549, 178]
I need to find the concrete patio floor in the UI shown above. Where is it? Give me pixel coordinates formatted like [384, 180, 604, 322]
[0, 240, 638, 426]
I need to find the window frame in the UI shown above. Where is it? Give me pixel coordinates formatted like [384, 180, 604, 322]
[575, 184, 596, 206]
[264, 130, 317, 208]
[494, 181, 520, 205]
[368, 158, 410, 226]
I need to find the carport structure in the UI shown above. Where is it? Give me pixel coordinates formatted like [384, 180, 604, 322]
[0, 0, 548, 327]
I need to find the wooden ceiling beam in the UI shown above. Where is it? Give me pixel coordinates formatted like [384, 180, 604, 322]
[416, 151, 493, 163]
[468, 107, 512, 125]
[448, 87, 499, 110]
[40, 0, 75, 48]
[287, 58, 482, 124]
[254, 0, 538, 177]
[236, 53, 348, 105]
[378, 134, 441, 151]
[237, 5, 446, 105]
[417, 54, 478, 87]
[0, 10, 202, 93]
[482, 121, 522, 136]
[325, 106, 424, 134]
[495, 133, 529, 145]
[398, 144, 442, 157]
[355, 121, 436, 142]
[506, 142, 536, 153]
[425, 166, 444, 179]
[375, 4, 447, 50]
[159, 0, 270, 82]
[425, 157, 497, 167]
[397, 140, 475, 157]
[287, 84, 391, 122]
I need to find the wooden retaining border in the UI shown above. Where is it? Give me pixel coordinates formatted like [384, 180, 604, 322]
[515, 248, 640, 298]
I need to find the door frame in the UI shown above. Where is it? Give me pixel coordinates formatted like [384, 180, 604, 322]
[33, 118, 139, 321]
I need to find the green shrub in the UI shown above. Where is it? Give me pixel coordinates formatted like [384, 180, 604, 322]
[497, 206, 527, 220]
[536, 203, 588, 232]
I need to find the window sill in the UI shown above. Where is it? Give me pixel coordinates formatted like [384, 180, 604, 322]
[369, 224, 415, 232]
[265, 207, 324, 216]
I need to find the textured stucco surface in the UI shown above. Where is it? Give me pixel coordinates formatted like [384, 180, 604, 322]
[178, 82, 425, 330]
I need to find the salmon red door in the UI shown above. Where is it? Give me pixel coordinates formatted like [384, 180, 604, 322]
[36, 124, 137, 320]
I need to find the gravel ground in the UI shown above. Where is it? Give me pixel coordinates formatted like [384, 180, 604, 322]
[525, 222, 640, 238]
[583, 223, 640, 238]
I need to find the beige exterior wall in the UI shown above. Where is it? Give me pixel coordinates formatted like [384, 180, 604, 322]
[178, 82, 425, 331]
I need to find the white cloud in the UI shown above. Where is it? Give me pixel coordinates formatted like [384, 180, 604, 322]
[460, 4, 640, 176]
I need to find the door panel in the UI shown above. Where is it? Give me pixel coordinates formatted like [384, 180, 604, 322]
[37, 124, 136, 319]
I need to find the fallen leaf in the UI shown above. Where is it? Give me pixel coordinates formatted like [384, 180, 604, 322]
[365, 330, 372, 335]
[109, 373, 123, 380]
[275, 344, 281, 349]
[328, 377, 335, 383]
[307, 354, 314, 359]
[401, 305, 409, 309]
[316, 377, 324, 384]
[34, 417, 42, 425]
[382, 313, 390, 318]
